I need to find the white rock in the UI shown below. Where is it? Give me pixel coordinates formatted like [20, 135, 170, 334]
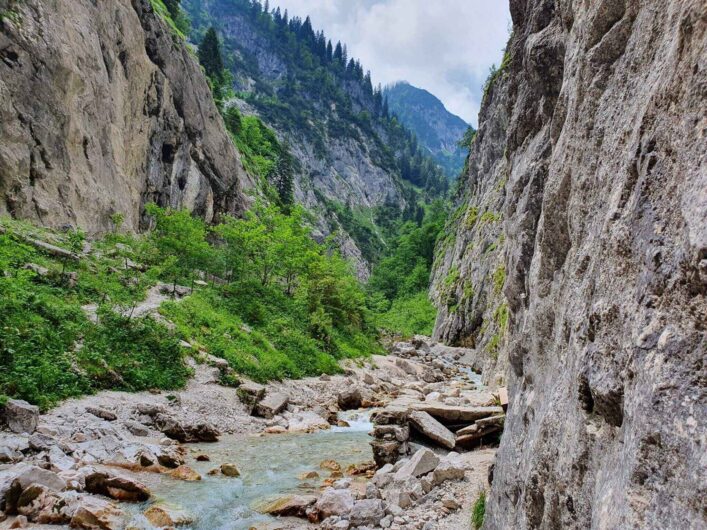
[394, 448, 440, 481]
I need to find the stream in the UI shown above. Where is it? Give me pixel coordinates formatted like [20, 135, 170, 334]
[124, 411, 374, 529]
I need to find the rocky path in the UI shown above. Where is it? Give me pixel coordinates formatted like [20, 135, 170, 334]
[0, 337, 502, 529]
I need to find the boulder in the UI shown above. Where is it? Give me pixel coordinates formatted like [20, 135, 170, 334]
[154, 414, 219, 443]
[14, 465, 67, 492]
[0, 446, 21, 464]
[337, 388, 363, 411]
[408, 411, 455, 449]
[384, 488, 412, 510]
[315, 488, 354, 519]
[287, 412, 330, 433]
[348, 499, 385, 527]
[394, 448, 439, 481]
[370, 440, 406, 468]
[220, 463, 240, 477]
[409, 403, 503, 423]
[144, 502, 194, 527]
[372, 424, 409, 442]
[169, 465, 201, 481]
[2, 400, 39, 434]
[432, 454, 466, 485]
[237, 382, 266, 411]
[122, 420, 149, 437]
[70, 496, 124, 529]
[370, 407, 408, 426]
[253, 393, 289, 419]
[135, 403, 165, 417]
[84, 469, 150, 502]
[257, 495, 317, 518]
[394, 358, 418, 376]
[85, 407, 117, 422]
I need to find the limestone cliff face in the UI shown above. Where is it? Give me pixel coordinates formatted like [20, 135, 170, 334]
[432, 0, 706, 528]
[0, 0, 253, 234]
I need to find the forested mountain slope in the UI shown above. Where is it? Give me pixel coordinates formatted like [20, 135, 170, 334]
[384, 81, 471, 179]
[183, 0, 448, 276]
[431, 0, 706, 528]
[0, 0, 252, 233]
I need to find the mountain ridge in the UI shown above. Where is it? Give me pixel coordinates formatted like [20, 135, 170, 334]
[384, 81, 471, 179]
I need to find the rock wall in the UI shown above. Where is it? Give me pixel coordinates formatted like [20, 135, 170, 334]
[0, 0, 253, 234]
[432, 0, 706, 528]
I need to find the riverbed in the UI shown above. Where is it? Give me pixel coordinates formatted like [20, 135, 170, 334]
[123, 411, 374, 529]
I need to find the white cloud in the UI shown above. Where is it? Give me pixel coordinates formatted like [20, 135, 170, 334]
[269, 0, 511, 126]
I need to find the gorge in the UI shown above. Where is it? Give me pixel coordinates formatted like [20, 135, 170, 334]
[0, 1, 705, 529]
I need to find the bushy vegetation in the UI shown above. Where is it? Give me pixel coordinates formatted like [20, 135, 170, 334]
[0, 221, 189, 410]
[0, 204, 378, 408]
[367, 200, 447, 336]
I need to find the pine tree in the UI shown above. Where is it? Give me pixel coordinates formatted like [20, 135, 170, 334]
[163, 0, 180, 19]
[326, 40, 333, 62]
[333, 42, 343, 64]
[198, 27, 224, 80]
[263, 0, 269, 14]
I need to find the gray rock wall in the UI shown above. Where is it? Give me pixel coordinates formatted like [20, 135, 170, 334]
[432, 0, 706, 527]
[0, 0, 253, 234]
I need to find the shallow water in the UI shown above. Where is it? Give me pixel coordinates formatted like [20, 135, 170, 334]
[124, 411, 373, 529]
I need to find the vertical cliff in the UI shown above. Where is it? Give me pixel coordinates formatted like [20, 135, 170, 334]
[0, 0, 253, 233]
[432, 0, 706, 527]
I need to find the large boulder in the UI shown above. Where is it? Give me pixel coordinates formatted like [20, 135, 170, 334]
[337, 388, 362, 411]
[83, 469, 150, 502]
[409, 403, 503, 422]
[237, 381, 266, 412]
[2, 400, 39, 434]
[348, 499, 385, 527]
[394, 448, 440, 481]
[144, 502, 194, 527]
[70, 495, 125, 529]
[432, 454, 466, 485]
[315, 488, 354, 519]
[408, 410, 455, 449]
[256, 495, 317, 518]
[154, 414, 219, 443]
[253, 393, 289, 419]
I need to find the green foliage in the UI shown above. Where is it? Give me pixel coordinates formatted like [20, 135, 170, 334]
[228, 114, 295, 209]
[471, 490, 486, 529]
[0, 203, 376, 409]
[145, 204, 212, 290]
[0, 221, 188, 410]
[367, 201, 447, 336]
[150, 0, 190, 38]
[375, 292, 437, 337]
[198, 27, 224, 79]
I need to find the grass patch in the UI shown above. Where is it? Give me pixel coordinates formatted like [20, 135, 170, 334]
[471, 490, 486, 529]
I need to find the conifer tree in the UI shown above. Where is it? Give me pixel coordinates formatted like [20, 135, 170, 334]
[198, 27, 224, 81]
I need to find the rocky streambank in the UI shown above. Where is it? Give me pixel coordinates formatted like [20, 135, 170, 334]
[0, 338, 501, 529]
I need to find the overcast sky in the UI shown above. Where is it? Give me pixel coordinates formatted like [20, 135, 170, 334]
[269, 0, 511, 126]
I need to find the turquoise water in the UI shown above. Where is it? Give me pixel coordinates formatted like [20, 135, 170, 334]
[123, 411, 373, 529]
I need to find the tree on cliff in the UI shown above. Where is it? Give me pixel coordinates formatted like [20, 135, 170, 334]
[198, 27, 224, 81]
